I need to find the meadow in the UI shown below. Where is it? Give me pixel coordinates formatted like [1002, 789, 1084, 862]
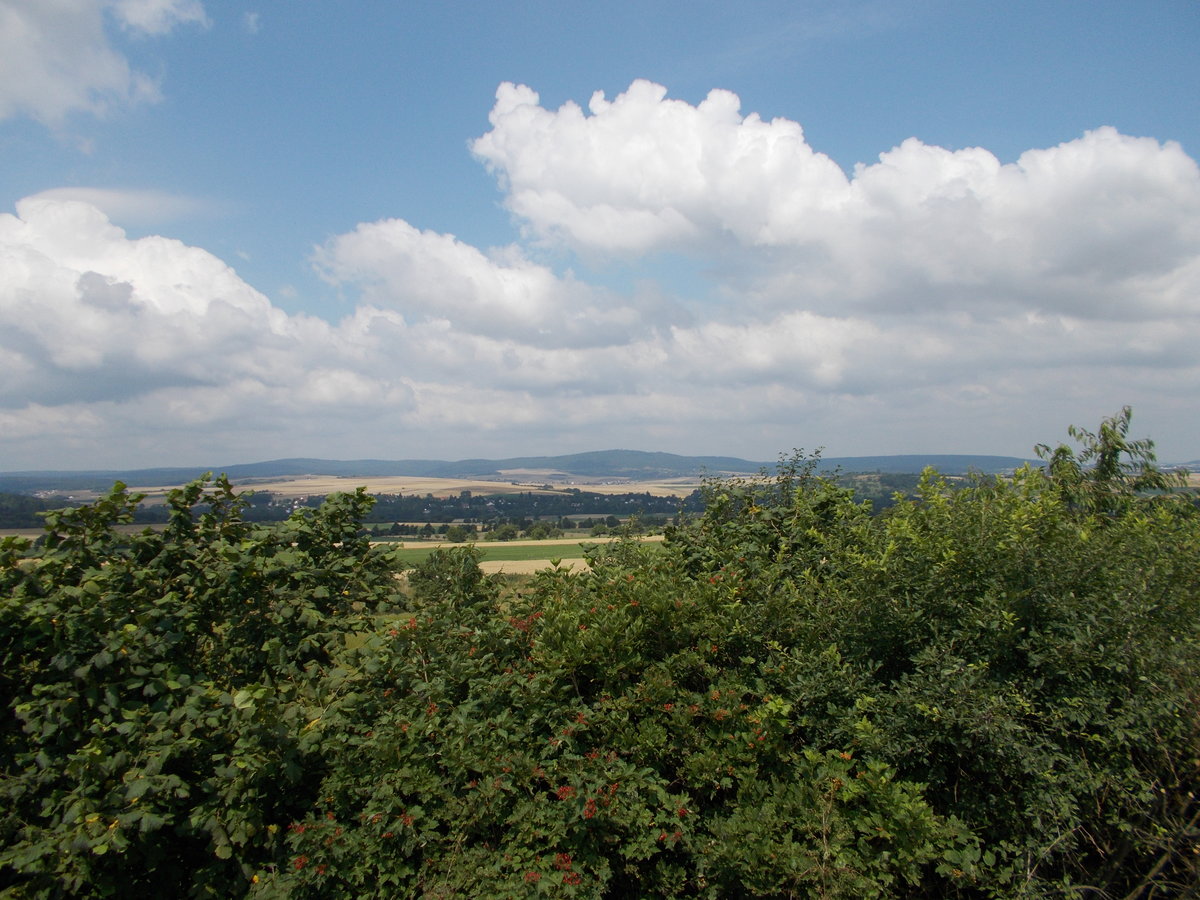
[386, 535, 665, 573]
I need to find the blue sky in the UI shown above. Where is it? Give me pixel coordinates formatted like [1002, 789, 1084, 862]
[2, 0, 1199, 469]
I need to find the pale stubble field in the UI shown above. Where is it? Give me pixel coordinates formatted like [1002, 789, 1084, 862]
[100, 473, 704, 504]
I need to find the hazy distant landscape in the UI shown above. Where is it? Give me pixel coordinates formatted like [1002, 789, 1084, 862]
[0, 449, 1044, 496]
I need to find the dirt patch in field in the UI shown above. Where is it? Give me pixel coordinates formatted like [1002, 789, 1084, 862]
[401, 534, 665, 575]
[478, 559, 589, 575]
[394, 535, 664, 551]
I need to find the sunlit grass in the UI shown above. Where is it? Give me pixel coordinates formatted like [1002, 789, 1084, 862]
[387, 541, 591, 566]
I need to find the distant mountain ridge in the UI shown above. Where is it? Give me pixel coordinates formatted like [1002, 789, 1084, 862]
[0, 450, 1044, 494]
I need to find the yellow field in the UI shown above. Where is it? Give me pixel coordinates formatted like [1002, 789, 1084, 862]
[391, 535, 664, 551]
[478, 558, 584, 574]
[407, 535, 665, 575]
[121, 473, 704, 501]
[552, 479, 703, 497]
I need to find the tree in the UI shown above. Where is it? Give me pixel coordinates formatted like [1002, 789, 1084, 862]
[525, 521, 563, 540]
[1035, 405, 1186, 514]
[487, 523, 519, 541]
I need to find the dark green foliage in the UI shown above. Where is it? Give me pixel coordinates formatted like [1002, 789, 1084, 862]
[0, 494, 60, 529]
[0, 477, 400, 898]
[663, 430, 1200, 896]
[365, 488, 689, 527]
[3, 414, 1198, 897]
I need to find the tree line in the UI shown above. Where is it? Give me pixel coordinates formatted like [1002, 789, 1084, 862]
[0, 475, 932, 531]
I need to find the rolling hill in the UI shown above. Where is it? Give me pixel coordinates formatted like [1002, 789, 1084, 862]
[0, 450, 1042, 494]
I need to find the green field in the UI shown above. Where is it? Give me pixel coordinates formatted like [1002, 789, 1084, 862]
[386, 541, 594, 566]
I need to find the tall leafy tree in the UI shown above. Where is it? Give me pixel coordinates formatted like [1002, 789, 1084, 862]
[1035, 405, 1186, 514]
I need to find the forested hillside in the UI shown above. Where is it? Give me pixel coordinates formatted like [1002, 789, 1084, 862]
[2, 412, 1197, 898]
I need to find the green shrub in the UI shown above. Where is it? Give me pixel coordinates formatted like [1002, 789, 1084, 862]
[0, 477, 400, 898]
[3, 414, 1198, 897]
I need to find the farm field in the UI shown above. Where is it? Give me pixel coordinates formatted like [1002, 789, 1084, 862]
[0, 529, 664, 575]
[231, 474, 704, 499]
[46, 473, 706, 504]
[389, 534, 665, 574]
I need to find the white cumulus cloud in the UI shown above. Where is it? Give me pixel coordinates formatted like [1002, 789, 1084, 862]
[3, 78, 1200, 467]
[472, 81, 1200, 324]
[0, 198, 425, 464]
[314, 217, 682, 348]
[471, 80, 852, 254]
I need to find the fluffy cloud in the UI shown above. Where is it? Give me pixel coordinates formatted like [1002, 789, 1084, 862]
[472, 80, 849, 254]
[1, 197, 302, 403]
[0, 0, 206, 124]
[0, 196, 923, 464]
[315, 71, 1200, 457]
[472, 81, 1200, 322]
[3, 79, 1200, 468]
[313, 218, 684, 348]
[0, 197, 427, 465]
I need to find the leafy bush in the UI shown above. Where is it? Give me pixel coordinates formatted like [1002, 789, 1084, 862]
[3, 415, 1198, 897]
[0, 477, 400, 897]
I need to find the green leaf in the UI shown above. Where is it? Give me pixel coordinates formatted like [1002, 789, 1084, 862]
[126, 779, 152, 800]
